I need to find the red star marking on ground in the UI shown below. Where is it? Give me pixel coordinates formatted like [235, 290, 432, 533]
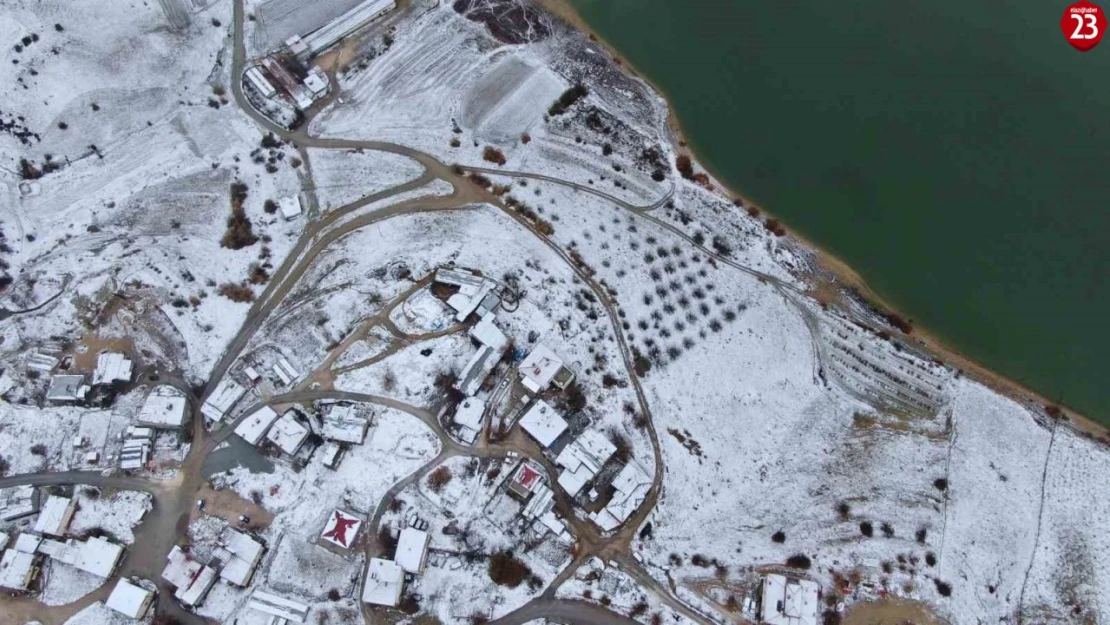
[322, 511, 359, 547]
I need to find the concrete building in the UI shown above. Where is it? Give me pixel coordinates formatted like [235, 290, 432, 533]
[106, 578, 155, 619]
[304, 66, 329, 97]
[519, 344, 575, 394]
[0, 549, 37, 591]
[320, 442, 343, 470]
[453, 397, 485, 444]
[234, 406, 281, 446]
[591, 460, 652, 532]
[46, 374, 88, 403]
[92, 352, 133, 386]
[213, 528, 265, 587]
[136, 386, 188, 429]
[279, 196, 302, 221]
[0, 485, 37, 522]
[395, 527, 430, 574]
[761, 574, 820, 625]
[33, 496, 76, 537]
[322, 404, 370, 444]
[162, 546, 217, 608]
[265, 410, 310, 455]
[555, 430, 616, 497]
[507, 462, 544, 499]
[201, 378, 247, 422]
[248, 590, 310, 623]
[518, 400, 567, 448]
[362, 557, 404, 607]
[37, 535, 124, 578]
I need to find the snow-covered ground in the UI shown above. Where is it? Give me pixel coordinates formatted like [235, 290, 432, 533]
[307, 147, 425, 211]
[70, 488, 153, 545]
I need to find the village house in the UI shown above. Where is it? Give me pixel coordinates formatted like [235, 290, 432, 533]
[518, 400, 568, 448]
[555, 430, 617, 497]
[0, 547, 37, 591]
[395, 527, 430, 575]
[591, 460, 652, 532]
[321, 403, 370, 444]
[248, 590, 310, 623]
[213, 528, 265, 587]
[162, 546, 218, 607]
[45, 374, 88, 404]
[453, 397, 485, 444]
[320, 509, 363, 550]
[265, 410, 310, 455]
[36, 535, 124, 578]
[33, 495, 76, 537]
[362, 557, 404, 607]
[0, 485, 36, 522]
[518, 343, 575, 394]
[234, 406, 281, 446]
[761, 574, 820, 625]
[92, 351, 133, 386]
[201, 378, 247, 422]
[135, 385, 188, 429]
[105, 578, 155, 619]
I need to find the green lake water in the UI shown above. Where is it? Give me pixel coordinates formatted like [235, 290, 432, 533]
[571, 0, 1110, 423]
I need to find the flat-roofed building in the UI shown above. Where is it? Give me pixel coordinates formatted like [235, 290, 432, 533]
[518, 400, 567, 448]
[213, 528, 264, 587]
[248, 590, 310, 623]
[519, 344, 574, 394]
[234, 406, 281, 446]
[106, 578, 155, 619]
[46, 374, 88, 403]
[33, 496, 76, 537]
[0, 549, 37, 591]
[555, 430, 616, 497]
[245, 65, 277, 98]
[362, 557, 404, 607]
[322, 404, 370, 444]
[265, 410, 310, 455]
[760, 574, 819, 625]
[136, 386, 188, 429]
[162, 546, 217, 608]
[0, 485, 36, 521]
[320, 509, 363, 550]
[453, 397, 485, 443]
[37, 535, 124, 578]
[395, 527, 430, 574]
[201, 378, 247, 422]
[92, 352, 133, 386]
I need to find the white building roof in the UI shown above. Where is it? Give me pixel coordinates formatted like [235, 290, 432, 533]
[0, 549, 36, 590]
[518, 400, 567, 448]
[106, 578, 154, 618]
[362, 558, 404, 607]
[761, 574, 819, 625]
[279, 197, 301, 220]
[557, 465, 591, 497]
[322, 404, 369, 444]
[301, 0, 397, 55]
[304, 68, 328, 96]
[395, 528, 430, 574]
[216, 528, 264, 587]
[74, 536, 124, 577]
[201, 378, 246, 422]
[320, 442, 342, 468]
[469, 315, 507, 351]
[33, 496, 75, 537]
[556, 430, 616, 477]
[434, 268, 485, 289]
[521, 484, 555, 520]
[176, 564, 217, 607]
[320, 509, 363, 549]
[46, 374, 88, 402]
[162, 545, 203, 588]
[456, 342, 504, 397]
[245, 66, 277, 98]
[235, 406, 280, 446]
[592, 460, 652, 532]
[14, 533, 41, 553]
[136, 386, 188, 428]
[248, 590, 310, 623]
[265, 411, 310, 455]
[92, 352, 133, 386]
[0, 485, 36, 521]
[518, 344, 564, 393]
[454, 397, 485, 431]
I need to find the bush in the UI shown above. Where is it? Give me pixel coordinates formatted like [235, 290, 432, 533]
[764, 217, 787, 236]
[690, 554, 710, 567]
[482, 146, 507, 166]
[859, 521, 873, 537]
[248, 264, 269, 285]
[785, 554, 811, 569]
[837, 501, 851, 520]
[925, 552, 937, 567]
[887, 312, 914, 334]
[263, 199, 277, 214]
[881, 522, 894, 538]
[608, 430, 632, 463]
[221, 183, 257, 250]
[933, 578, 952, 597]
[378, 526, 397, 553]
[428, 466, 453, 493]
[675, 155, 694, 180]
[218, 282, 255, 302]
[548, 84, 588, 116]
[30, 444, 47, 456]
[772, 530, 786, 543]
[933, 477, 948, 492]
[488, 551, 532, 587]
[916, 527, 927, 544]
[0, 456, 10, 477]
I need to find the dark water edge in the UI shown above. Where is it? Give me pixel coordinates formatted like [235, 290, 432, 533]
[570, 0, 1110, 423]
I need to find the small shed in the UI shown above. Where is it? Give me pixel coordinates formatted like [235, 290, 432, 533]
[518, 400, 568, 448]
[395, 527, 430, 574]
[46, 374, 88, 403]
[362, 558, 404, 607]
[106, 578, 155, 619]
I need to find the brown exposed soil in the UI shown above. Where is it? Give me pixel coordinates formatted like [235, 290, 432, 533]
[841, 597, 948, 625]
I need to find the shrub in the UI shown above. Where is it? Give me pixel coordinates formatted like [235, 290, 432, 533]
[218, 282, 255, 302]
[0, 457, 8, 478]
[925, 552, 937, 567]
[263, 199, 277, 214]
[327, 588, 340, 601]
[933, 579, 952, 597]
[772, 530, 786, 543]
[488, 551, 532, 587]
[608, 430, 632, 463]
[520, 133, 531, 144]
[887, 312, 914, 334]
[859, 521, 873, 537]
[482, 146, 507, 166]
[675, 154, 694, 180]
[30, 444, 47, 456]
[837, 501, 851, 520]
[933, 478, 948, 492]
[785, 554, 812, 569]
[764, 217, 787, 236]
[450, 137, 461, 148]
[916, 527, 928, 544]
[221, 183, 257, 249]
[881, 522, 894, 538]
[548, 84, 588, 116]
[428, 466, 453, 493]
[248, 264, 269, 285]
[690, 554, 709, 567]
[378, 526, 397, 552]
[19, 158, 42, 180]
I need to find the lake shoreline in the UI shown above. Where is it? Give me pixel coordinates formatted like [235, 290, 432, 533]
[535, 0, 1107, 438]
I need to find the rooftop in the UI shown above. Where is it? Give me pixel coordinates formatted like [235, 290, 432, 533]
[0, 549, 36, 590]
[518, 344, 564, 393]
[322, 404, 370, 444]
[321, 509, 363, 549]
[234, 406, 281, 446]
[395, 527, 430, 574]
[362, 557, 404, 607]
[105, 578, 154, 618]
[201, 378, 247, 422]
[136, 386, 188, 428]
[265, 411, 310, 455]
[248, 590, 310, 623]
[92, 351, 133, 386]
[518, 400, 568, 448]
[33, 495, 75, 536]
[761, 574, 820, 625]
[46, 374, 87, 402]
